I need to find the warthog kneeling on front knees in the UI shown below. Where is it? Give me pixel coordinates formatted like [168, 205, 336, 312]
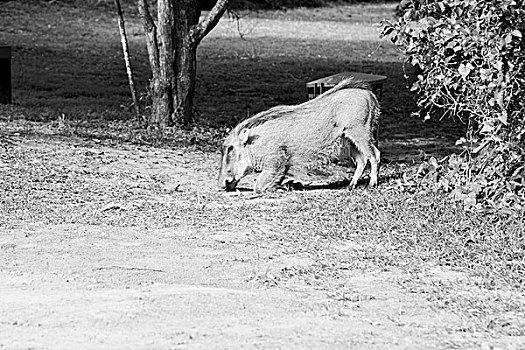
[218, 78, 381, 193]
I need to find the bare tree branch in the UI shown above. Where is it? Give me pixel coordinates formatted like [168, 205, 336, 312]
[191, 0, 230, 44]
[136, 0, 159, 77]
[114, 0, 140, 117]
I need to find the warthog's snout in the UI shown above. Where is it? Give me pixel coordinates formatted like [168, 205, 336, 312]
[223, 177, 239, 191]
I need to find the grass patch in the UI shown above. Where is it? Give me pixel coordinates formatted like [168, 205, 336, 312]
[1, 130, 524, 337]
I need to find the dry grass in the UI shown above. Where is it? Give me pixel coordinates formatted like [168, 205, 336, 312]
[1, 0, 525, 346]
[1, 128, 524, 340]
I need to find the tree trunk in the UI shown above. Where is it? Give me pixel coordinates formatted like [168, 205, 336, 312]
[173, 0, 200, 126]
[137, 0, 230, 131]
[174, 38, 197, 126]
[150, 0, 175, 129]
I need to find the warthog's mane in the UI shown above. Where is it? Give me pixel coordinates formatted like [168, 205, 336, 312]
[233, 78, 371, 135]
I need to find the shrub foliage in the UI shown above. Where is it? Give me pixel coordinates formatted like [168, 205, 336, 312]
[382, 0, 525, 211]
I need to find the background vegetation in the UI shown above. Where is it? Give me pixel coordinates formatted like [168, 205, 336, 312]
[382, 0, 524, 211]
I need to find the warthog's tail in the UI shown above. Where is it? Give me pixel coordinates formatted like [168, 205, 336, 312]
[233, 78, 373, 135]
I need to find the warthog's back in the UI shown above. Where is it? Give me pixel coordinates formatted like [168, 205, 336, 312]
[247, 88, 377, 164]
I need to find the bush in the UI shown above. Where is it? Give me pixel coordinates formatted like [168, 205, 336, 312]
[381, 0, 525, 211]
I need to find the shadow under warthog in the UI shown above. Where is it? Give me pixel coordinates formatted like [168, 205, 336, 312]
[232, 177, 372, 192]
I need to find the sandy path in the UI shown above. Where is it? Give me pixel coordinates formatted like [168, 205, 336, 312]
[0, 222, 466, 349]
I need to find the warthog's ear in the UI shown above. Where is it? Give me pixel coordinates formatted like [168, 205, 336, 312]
[239, 129, 260, 146]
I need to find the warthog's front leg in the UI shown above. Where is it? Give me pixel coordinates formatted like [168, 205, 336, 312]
[254, 170, 286, 193]
[253, 145, 290, 193]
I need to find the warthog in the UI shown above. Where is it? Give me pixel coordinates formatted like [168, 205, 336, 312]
[218, 78, 381, 193]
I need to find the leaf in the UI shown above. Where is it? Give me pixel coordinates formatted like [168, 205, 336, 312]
[511, 29, 522, 37]
[458, 63, 471, 79]
[380, 25, 395, 38]
[419, 18, 431, 31]
[451, 188, 463, 200]
[455, 137, 467, 145]
[498, 111, 508, 125]
[495, 90, 505, 109]
[469, 182, 482, 194]
[479, 68, 492, 81]
[429, 157, 439, 170]
[480, 121, 494, 133]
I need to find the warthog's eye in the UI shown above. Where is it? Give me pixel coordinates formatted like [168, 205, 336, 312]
[224, 145, 235, 163]
[221, 145, 233, 158]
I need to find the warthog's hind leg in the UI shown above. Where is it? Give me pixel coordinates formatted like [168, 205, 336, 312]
[348, 151, 366, 190]
[346, 139, 380, 190]
[368, 143, 381, 187]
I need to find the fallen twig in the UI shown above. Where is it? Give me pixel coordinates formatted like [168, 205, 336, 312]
[93, 265, 165, 273]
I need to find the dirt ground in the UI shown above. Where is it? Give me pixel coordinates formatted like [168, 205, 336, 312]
[1, 134, 523, 349]
[1, 2, 524, 349]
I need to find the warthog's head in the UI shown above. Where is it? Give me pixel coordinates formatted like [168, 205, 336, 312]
[218, 129, 257, 191]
